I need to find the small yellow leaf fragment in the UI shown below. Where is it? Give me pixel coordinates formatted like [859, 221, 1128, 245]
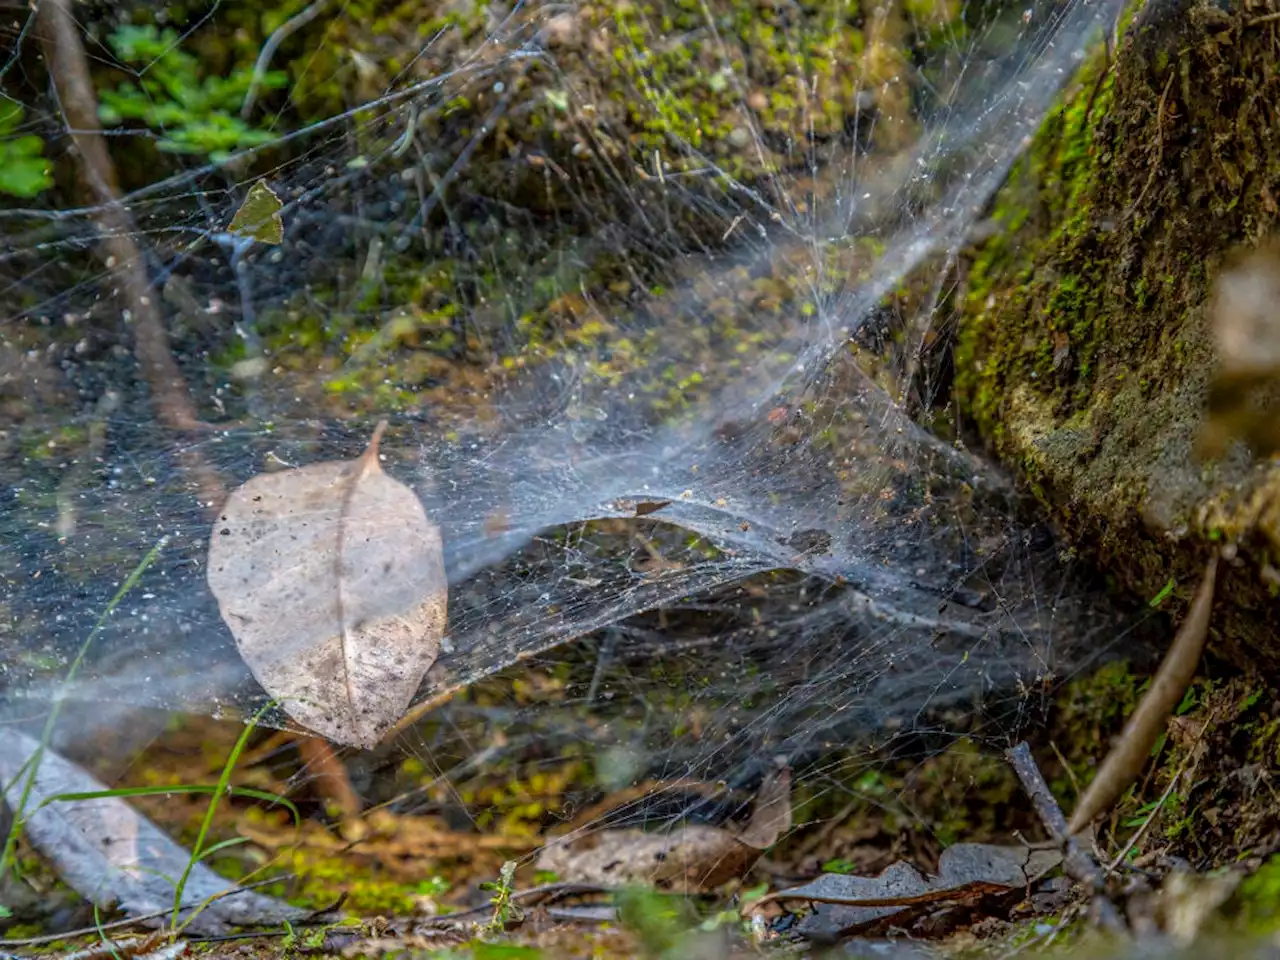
[227, 180, 284, 245]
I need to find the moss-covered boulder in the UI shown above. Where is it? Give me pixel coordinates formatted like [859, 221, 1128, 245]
[953, 0, 1280, 662]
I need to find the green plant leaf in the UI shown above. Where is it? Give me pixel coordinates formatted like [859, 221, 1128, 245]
[0, 101, 22, 135]
[0, 157, 53, 199]
[820, 857, 859, 874]
[1149, 577, 1175, 608]
[0, 105, 51, 198]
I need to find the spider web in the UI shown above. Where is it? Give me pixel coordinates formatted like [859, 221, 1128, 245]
[1, 0, 1135, 799]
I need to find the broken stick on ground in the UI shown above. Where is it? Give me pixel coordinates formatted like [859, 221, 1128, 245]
[1006, 741, 1125, 933]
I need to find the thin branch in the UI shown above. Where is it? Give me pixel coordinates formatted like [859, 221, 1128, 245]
[36, 0, 202, 434]
[1067, 554, 1218, 834]
[1125, 69, 1175, 221]
[241, 0, 333, 119]
[298, 736, 362, 820]
[1006, 742, 1125, 932]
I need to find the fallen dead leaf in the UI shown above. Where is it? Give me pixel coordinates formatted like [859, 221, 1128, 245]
[758, 843, 1061, 941]
[0, 731, 304, 935]
[207, 421, 447, 748]
[535, 767, 791, 892]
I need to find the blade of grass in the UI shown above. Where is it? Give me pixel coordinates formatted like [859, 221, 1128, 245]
[93, 902, 126, 960]
[170, 701, 276, 934]
[33, 784, 300, 825]
[1, 537, 167, 876]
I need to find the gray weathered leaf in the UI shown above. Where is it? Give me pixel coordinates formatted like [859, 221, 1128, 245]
[765, 843, 1061, 940]
[0, 731, 304, 935]
[207, 421, 447, 747]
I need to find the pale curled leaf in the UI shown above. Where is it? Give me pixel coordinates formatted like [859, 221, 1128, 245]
[536, 767, 790, 892]
[1197, 241, 1280, 458]
[1210, 241, 1280, 378]
[0, 731, 303, 935]
[207, 421, 448, 747]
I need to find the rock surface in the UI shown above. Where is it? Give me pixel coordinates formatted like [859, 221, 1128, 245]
[953, 0, 1280, 662]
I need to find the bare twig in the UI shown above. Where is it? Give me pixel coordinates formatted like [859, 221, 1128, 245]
[240, 0, 333, 119]
[1125, 70, 1175, 221]
[298, 736, 362, 819]
[1067, 554, 1219, 834]
[37, 0, 200, 433]
[1005, 742, 1125, 932]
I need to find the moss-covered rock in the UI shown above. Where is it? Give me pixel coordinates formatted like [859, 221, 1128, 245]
[953, 0, 1280, 665]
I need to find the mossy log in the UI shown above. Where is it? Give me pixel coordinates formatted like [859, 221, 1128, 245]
[953, 0, 1280, 664]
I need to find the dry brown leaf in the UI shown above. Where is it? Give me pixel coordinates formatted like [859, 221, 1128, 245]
[535, 767, 790, 892]
[207, 421, 447, 747]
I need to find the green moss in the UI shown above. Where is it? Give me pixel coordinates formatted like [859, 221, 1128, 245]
[1235, 857, 1280, 932]
[1047, 660, 1144, 807]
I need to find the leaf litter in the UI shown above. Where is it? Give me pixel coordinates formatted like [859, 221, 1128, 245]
[0, 730, 303, 936]
[207, 421, 448, 748]
[535, 766, 792, 892]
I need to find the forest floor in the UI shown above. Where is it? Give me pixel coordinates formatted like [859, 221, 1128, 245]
[6, 0, 1280, 956]
[5, 655, 1280, 959]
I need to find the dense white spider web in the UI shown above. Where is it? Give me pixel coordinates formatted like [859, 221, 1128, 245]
[0, 0, 1139, 799]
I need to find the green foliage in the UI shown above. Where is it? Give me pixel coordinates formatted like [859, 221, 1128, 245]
[615, 887, 700, 958]
[1235, 856, 1280, 931]
[98, 25, 286, 161]
[1149, 577, 1176, 608]
[419, 944, 543, 960]
[0, 103, 52, 198]
[821, 857, 860, 874]
[481, 860, 520, 933]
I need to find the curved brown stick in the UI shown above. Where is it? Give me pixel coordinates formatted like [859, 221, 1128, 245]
[1067, 553, 1219, 835]
[36, 0, 224, 508]
[38, 0, 202, 432]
